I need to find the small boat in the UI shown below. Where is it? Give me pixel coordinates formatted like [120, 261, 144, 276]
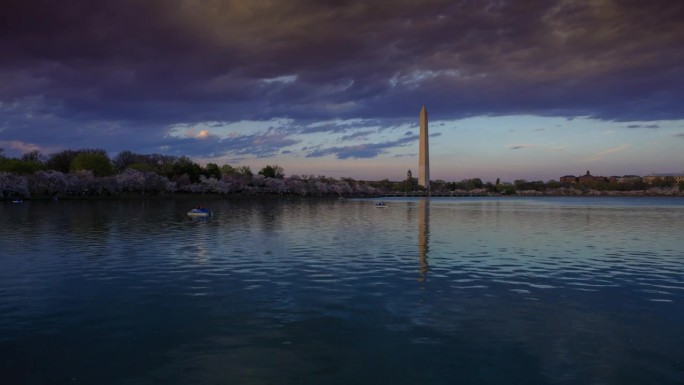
[375, 201, 388, 208]
[11, 200, 23, 203]
[187, 207, 212, 217]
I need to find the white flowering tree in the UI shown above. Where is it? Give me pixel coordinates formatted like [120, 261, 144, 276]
[116, 169, 172, 195]
[200, 176, 231, 194]
[29, 170, 68, 197]
[65, 170, 96, 196]
[284, 176, 307, 196]
[98, 175, 121, 196]
[0, 172, 30, 199]
[221, 174, 249, 193]
[264, 177, 287, 194]
[331, 180, 353, 196]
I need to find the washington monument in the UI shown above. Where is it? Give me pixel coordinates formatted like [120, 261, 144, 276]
[418, 106, 430, 189]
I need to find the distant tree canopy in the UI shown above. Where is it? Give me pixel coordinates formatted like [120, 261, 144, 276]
[220, 164, 237, 175]
[47, 150, 79, 173]
[48, 149, 108, 173]
[70, 152, 114, 177]
[128, 163, 157, 172]
[21, 150, 44, 164]
[1, 148, 268, 190]
[0, 157, 43, 174]
[237, 165, 253, 177]
[546, 180, 562, 189]
[112, 150, 142, 172]
[514, 179, 546, 191]
[258, 164, 284, 179]
[452, 178, 484, 191]
[0, 149, 45, 174]
[171, 156, 203, 183]
[205, 163, 222, 179]
[112, 151, 177, 175]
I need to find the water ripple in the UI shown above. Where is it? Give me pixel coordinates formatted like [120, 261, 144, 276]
[1, 198, 683, 384]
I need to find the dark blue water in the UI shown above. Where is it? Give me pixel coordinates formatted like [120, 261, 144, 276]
[1, 197, 683, 384]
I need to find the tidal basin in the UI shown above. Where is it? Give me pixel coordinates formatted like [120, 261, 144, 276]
[1, 197, 683, 384]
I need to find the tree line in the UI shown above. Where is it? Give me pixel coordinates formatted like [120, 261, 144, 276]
[1, 148, 682, 200]
[0, 148, 384, 199]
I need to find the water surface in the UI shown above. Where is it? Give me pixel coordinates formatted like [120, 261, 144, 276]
[1, 197, 683, 384]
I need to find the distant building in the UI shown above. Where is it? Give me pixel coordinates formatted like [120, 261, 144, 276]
[560, 170, 609, 184]
[560, 175, 578, 184]
[561, 172, 684, 186]
[406, 169, 417, 190]
[609, 175, 642, 184]
[579, 170, 598, 184]
[642, 173, 684, 184]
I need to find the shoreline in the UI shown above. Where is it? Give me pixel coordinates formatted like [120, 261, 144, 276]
[3, 190, 683, 202]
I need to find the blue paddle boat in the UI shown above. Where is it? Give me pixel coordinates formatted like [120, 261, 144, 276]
[187, 206, 212, 217]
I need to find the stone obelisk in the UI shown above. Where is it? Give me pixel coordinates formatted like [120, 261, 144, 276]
[418, 106, 430, 189]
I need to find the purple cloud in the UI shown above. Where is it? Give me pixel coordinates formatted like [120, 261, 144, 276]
[0, 0, 682, 159]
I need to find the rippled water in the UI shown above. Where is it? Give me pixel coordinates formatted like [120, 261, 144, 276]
[1, 197, 683, 384]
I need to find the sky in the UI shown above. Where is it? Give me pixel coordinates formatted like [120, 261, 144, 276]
[1, 0, 683, 182]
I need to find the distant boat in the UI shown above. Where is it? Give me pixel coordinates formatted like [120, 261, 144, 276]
[11, 200, 23, 203]
[375, 201, 388, 208]
[187, 207, 212, 217]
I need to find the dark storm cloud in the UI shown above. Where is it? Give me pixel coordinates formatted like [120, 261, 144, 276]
[1, 0, 683, 157]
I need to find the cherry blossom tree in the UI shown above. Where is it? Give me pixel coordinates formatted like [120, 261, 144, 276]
[0, 172, 30, 198]
[29, 170, 68, 197]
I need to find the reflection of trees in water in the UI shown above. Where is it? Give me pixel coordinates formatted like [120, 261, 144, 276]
[2, 201, 116, 262]
[418, 198, 429, 282]
[53, 201, 112, 244]
[254, 200, 287, 233]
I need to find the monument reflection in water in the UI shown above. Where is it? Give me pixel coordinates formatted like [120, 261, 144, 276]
[418, 198, 429, 282]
